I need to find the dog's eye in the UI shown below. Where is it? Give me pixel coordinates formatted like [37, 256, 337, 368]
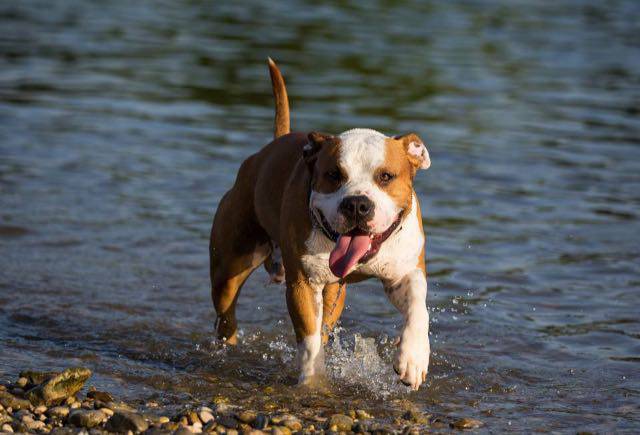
[378, 172, 396, 184]
[325, 168, 342, 182]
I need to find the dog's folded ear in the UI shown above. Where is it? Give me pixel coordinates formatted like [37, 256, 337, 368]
[303, 132, 335, 169]
[396, 133, 431, 170]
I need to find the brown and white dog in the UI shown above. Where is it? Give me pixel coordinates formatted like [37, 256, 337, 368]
[209, 59, 431, 390]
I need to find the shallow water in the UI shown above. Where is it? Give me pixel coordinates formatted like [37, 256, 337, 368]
[1, 0, 639, 432]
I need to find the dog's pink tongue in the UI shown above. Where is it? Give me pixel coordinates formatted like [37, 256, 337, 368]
[329, 233, 371, 278]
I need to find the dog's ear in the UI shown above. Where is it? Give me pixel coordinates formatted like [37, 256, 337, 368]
[396, 133, 430, 171]
[303, 132, 335, 170]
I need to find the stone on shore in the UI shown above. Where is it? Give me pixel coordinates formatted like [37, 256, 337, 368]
[0, 391, 31, 410]
[105, 410, 149, 432]
[68, 409, 107, 428]
[26, 367, 92, 406]
[326, 414, 354, 431]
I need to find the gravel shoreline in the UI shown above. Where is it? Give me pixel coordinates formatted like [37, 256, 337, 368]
[0, 367, 482, 434]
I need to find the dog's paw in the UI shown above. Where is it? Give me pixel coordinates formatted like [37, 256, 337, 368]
[393, 326, 430, 390]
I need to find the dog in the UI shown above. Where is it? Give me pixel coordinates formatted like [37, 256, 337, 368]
[209, 59, 431, 390]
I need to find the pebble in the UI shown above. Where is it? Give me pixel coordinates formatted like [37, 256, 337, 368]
[237, 410, 256, 424]
[26, 367, 92, 406]
[326, 414, 354, 432]
[87, 390, 113, 403]
[217, 415, 239, 429]
[105, 410, 149, 433]
[15, 378, 28, 389]
[252, 414, 268, 430]
[1, 423, 13, 432]
[101, 407, 114, 416]
[356, 409, 373, 420]
[199, 410, 214, 424]
[34, 405, 47, 414]
[157, 416, 170, 424]
[0, 391, 31, 410]
[187, 411, 201, 425]
[24, 419, 46, 431]
[402, 410, 430, 425]
[270, 426, 290, 435]
[452, 417, 483, 430]
[47, 406, 70, 418]
[68, 409, 107, 428]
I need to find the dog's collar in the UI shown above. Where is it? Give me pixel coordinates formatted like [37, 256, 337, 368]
[310, 206, 339, 242]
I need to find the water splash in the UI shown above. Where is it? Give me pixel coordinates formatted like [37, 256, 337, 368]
[326, 330, 406, 398]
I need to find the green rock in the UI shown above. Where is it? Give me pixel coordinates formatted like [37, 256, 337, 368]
[26, 367, 92, 406]
[326, 414, 354, 431]
[0, 391, 31, 410]
[19, 370, 58, 386]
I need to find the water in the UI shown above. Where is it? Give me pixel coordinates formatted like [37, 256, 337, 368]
[1, 0, 639, 431]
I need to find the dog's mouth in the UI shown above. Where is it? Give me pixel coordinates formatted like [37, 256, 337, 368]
[313, 209, 402, 279]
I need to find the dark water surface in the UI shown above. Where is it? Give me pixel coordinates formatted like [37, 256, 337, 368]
[1, 0, 639, 432]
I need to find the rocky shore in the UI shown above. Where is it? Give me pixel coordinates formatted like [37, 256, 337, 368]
[0, 367, 482, 434]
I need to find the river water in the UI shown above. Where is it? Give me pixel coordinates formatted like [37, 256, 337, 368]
[1, 0, 639, 432]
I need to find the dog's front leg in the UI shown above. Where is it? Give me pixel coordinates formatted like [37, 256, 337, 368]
[286, 276, 325, 384]
[384, 268, 430, 390]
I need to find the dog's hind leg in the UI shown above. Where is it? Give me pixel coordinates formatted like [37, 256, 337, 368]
[263, 242, 285, 284]
[210, 188, 270, 344]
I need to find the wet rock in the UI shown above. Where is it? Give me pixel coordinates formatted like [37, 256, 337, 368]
[237, 410, 256, 424]
[187, 411, 201, 425]
[26, 367, 92, 406]
[1, 423, 13, 433]
[174, 427, 194, 435]
[143, 428, 172, 435]
[0, 391, 31, 410]
[86, 390, 113, 403]
[105, 410, 149, 433]
[217, 415, 238, 429]
[252, 414, 268, 430]
[24, 419, 46, 431]
[270, 427, 291, 435]
[356, 409, 373, 420]
[15, 378, 28, 389]
[19, 370, 59, 386]
[198, 410, 214, 424]
[326, 414, 353, 432]
[161, 421, 180, 431]
[0, 413, 12, 426]
[402, 410, 429, 425]
[68, 409, 107, 428]
[47, 405, 70, 419]
[452, 417, 482, 430]
[280, 415, 301, 431]
[34, 405, 48, 414]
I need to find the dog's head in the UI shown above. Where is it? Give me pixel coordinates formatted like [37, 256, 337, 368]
[305, 128, 430, 278]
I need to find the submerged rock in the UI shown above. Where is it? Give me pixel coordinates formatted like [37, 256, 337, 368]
[452, 417, 483, 429]
[26, 367, 92, 406]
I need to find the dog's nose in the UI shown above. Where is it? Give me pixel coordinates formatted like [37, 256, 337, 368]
[339, 195, 375, 222]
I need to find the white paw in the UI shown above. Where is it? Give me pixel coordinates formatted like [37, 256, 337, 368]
[393, 326, 430, 390]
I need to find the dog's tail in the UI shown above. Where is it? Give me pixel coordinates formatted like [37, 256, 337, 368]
[268, 57, 290, 139]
